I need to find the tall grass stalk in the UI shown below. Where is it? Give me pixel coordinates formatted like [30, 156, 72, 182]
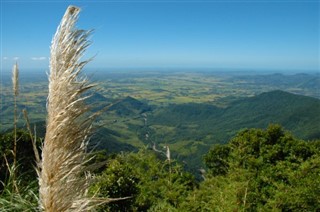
[39, 6, 97, 211]
[12, 62, 19, 193]
[23, 109, 41, 171]
[165, 145, 172, 184]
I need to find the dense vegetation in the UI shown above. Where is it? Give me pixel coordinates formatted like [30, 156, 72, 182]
[0, 130, 40, 188]
[1, 125, 319, 211]
[199, 124, 320, 211]
[0, 130, 40, 210]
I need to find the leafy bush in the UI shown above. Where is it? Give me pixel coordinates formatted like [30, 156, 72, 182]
[90, 150, 197, 211]
[199, 124, 320, 211]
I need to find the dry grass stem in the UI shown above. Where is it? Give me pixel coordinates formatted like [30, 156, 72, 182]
[11, 62, 19, 193]
[22, 109, 41, 170]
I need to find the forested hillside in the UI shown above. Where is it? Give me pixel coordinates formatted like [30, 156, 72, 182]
[1, 125, 319, 211]
[146, 90, 320, 168]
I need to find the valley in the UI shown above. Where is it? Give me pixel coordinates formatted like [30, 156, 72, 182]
[1, 70, 319, 170]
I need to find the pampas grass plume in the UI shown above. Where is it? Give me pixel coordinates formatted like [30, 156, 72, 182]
[40, 6, 96, 211]
[12, 62, 19, 96]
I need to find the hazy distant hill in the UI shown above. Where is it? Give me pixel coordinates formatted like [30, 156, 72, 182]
[227, 73, 320, 98]
[227, 73, 319, 87]
[298, 77, 320, 90]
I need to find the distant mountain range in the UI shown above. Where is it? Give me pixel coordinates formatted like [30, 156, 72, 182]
[226, 73, 320, 98]
[227, 73, 319, 88]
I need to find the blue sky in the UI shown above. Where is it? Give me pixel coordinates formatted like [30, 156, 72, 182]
[0, 0, 319, 72]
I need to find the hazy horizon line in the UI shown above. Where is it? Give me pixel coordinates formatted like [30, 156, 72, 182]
[0, 66, 319, 74]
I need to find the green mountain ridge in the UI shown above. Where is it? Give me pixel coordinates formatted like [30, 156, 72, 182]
[109, 96, 152, 116]
[146, 90, 320, 169]
[221, 90, 320, 139]
[150, 90, 320, 142]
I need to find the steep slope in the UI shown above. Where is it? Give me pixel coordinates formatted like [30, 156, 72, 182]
[221, 90, 320, 140]
[109, 96, 151, 116]
[151, 103, 223, 126]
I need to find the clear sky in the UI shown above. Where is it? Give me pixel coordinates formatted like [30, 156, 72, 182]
[0, 0, 319, 72]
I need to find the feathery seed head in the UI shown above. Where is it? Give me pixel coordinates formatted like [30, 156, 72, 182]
[40, 5, 97, 211]
[166, 145, 171, 162]
[12, 62, 19, 96]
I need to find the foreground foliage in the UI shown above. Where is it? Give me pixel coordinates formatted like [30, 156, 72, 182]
[90, 125, 319, 211]
[199, 124, 320, 211]
[1, 125, 319, 211]
[0, 130, 40, 191]
[0, 130, 39, 211]
[90, 150, 197, 211]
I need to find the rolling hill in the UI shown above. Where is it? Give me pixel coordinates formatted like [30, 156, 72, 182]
[150, 90, 320, 141]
